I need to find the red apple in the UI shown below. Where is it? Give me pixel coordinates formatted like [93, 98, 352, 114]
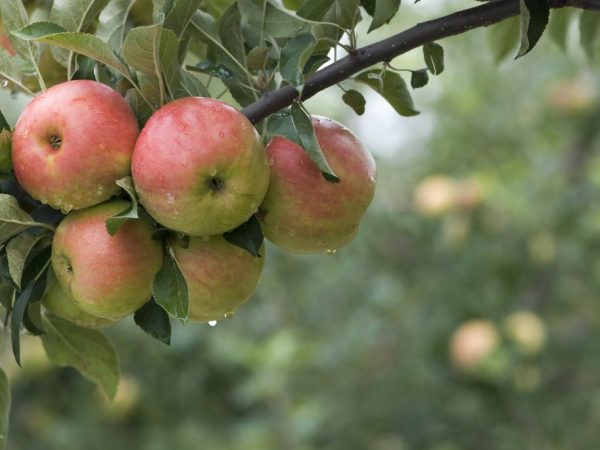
[51, 200, 163, 320]
[132, 97, 269, 236]
[172, 235, 264, 322]
[12, 80, 139, 212]
[259, 116, 376, 253]
[449, 320, 499, 372]
[42, 270, 117, 329]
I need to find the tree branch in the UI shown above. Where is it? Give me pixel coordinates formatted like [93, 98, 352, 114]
[242, 0, 600, 124]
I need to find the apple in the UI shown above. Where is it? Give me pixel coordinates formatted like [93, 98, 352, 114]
[259, 116, 376, 254]
[449, 319, 499, 372]
[51, 200, 163, 320]
[42, 270, 116, 329]
[12, 80, 139, 212]
[503, 311, 546, 354]
[131, 97, 269, 236]
[172, 235, 264, 322]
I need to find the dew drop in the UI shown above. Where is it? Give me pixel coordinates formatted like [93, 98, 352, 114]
[96, 185, 104, 196]
[208, 320, 217, 327]
[166, 193, 175, 204]
[326, 248, 337, 255]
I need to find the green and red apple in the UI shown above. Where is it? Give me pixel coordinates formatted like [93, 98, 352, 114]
[12, 80, 139, 212]
[172, 235, 264, 322]
[259, 116, 376, 253]
[132, 97, 269, 236]
[42, 270, 116, 329]
[51, 200, 163, 320]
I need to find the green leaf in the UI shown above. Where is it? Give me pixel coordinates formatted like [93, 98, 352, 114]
[367, 0, 401, 33]
[41, 314, 120, 399]
[579, 11, 600, 59]
[152, 246, 189, 320]
[355, 69, 419, 117]
[0, 111, 9, 132]
[238, 0, 312, 47]
[158, 28, 180, 100]
[410, 69, 428, 89]
[548, 8, 573, 51]
[423, 42, 444, 75]
[223, 215, 264, 257]
[0, 131, 11, 173]
[0, 47, 32, 96]
[0, 0, 37, 63]
[291, 102, 339, 182]
[97, 0, 139, 51]
[0, 368, 10, 450]
[488, 16, 520, 63]
[280, 33, 317, 90]
[333, 0, 361, 30]
[204, 0, 236, 17]
[0, 194, 54, 245]
[134, 298, 171, 345]
[6, 233, 47, 289]
[342, 89, 366, 115]
[517, 0, 550, 58]
[49, 0, 111, 67]
[105, 177, 139, 236]
[12, 269, 48, 366]
[125, 88, 154, 126]
[123, 25, 168, 106]
[303, 54, 329, 76]
[246, 46, 270, 72]
[296, 0, 336, 21]
[163, 0, 203, 39]
[14, 23, 133, 81]
[174, 69, 209, 99]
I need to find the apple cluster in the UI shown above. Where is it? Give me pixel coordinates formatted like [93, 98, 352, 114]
[11, 80, 376, 328]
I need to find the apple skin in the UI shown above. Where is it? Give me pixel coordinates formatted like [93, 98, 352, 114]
[12, 80, 139, 212]
[172, 235, 264, 322]
[259, 116, 376, 254]
[132, 97, 269, 237]
[42, 270, 116, 329]
[51, 200, 163, 320]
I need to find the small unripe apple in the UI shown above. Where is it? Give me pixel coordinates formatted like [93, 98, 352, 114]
[51, 200, 163, 320]
[172, 235, 264, 322]
[503, 311, 546, 354]
[12, 80, 139, 212]
[132, 97, 269, 236]
[259, 116, 376, 254]
[42, 271, 116, 329]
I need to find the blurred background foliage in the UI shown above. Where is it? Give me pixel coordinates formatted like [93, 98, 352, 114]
[5, 1, 600, 450]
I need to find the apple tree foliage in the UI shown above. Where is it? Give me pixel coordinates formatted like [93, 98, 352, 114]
[0, 0, 598, 446]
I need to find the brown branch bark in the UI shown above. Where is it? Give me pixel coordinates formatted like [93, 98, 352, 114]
[242, 0, 600, 124]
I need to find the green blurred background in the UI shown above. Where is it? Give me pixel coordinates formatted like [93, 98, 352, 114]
[5, 2, 600, 450]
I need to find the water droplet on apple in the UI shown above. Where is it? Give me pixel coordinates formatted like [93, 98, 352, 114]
[1, 80, 7, 88]
[249, 202, 257, 211]
[224, 311, 235, 319]
[96, 186, 104, 196]
[208, 320, 217, 327]
[55, 198, 63, 207]
[326, 248, 337, 255]
[166, 193, 175, 204]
